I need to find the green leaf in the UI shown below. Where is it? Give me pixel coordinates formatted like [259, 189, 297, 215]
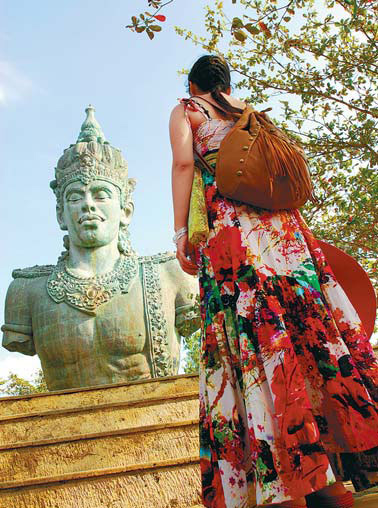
[232, 17, 243, 29]
[150, 25, 162, 32]
[234, 30, 247, 42]
[244, 23, 260, 35]
[147, 30, 155, 40]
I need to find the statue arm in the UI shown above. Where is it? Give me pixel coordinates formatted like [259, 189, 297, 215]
[1, 278, 35, 356]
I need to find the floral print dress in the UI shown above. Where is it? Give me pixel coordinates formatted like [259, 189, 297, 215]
[182, 99, 378, 507]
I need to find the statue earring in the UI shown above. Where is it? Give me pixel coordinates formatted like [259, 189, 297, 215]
[63, 235, 70, 251]
[118, 228, 133, 255]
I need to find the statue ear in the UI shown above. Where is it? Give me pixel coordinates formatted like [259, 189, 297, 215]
[56, 206, 68, 231]
[120, 201, 134, 228]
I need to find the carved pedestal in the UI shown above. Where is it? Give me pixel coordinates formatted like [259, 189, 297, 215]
[0, 374, 204, 508]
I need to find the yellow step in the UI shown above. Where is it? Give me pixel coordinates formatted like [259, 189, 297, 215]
[0, 374, 202, 507]
[0, 461, 203, 508]
[0, 374, 198, 418]
[0, 395, 198, 447]
[354, 490, 378, 508]
[0, 421, 199, 486]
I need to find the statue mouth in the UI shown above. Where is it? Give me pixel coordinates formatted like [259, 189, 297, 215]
[79, 214, 104, 224]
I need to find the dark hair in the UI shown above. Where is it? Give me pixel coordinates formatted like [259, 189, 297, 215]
[188, 55, 243, 118]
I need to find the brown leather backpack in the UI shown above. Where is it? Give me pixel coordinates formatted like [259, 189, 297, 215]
[194, 98, 314, 210]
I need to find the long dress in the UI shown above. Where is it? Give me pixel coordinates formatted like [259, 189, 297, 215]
[183, 99, 378, 507]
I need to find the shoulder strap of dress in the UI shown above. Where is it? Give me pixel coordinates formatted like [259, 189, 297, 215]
[192, 95, 252, 118]
[179, 98, 211, 120]
[191, 95, 228, 115]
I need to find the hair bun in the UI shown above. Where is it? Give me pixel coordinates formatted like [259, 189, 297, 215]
[188, 54, 231, 93]
[188, 55, 243, 118]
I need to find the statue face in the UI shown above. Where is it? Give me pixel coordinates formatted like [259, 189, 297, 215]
[59, 179, 127, 249]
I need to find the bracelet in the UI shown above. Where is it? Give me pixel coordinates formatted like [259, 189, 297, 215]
[173, 227, 188, 245]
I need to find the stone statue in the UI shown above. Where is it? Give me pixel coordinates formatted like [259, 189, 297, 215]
[2, 106, 200, 391]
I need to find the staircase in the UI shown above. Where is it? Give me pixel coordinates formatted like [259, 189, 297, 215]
[1, 370, 377, 508]
[348, 485, 378, 508]
[0, 374, 202, 508]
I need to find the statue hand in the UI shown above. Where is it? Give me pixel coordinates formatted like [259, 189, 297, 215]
[176, 233, 198, 276]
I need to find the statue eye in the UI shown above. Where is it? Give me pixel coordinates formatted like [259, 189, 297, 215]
[67, 193, 82, 202]
[95, 190, 110, 200]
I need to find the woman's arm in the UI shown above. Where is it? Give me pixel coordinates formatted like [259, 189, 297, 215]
[169, 104, 194, 231]
[169, 104, 198, 275]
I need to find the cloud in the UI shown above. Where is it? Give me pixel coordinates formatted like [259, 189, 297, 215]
[0, 60, 33, 106]
[0, 353, 41, 381]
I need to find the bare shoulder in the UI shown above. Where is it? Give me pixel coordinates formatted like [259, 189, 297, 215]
[169, 103, 186, 121]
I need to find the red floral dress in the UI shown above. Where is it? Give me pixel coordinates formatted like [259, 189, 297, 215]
[182, 99, 378, 507]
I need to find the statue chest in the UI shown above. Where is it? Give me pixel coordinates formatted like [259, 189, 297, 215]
[31, 279, 147, 367]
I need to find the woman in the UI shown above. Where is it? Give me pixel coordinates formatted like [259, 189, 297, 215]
[169, 55, 378, 507]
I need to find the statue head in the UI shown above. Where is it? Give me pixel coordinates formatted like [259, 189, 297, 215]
[50, 106, 136, 254]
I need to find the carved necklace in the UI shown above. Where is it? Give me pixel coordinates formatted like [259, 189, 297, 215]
[47, 254, 139, 314]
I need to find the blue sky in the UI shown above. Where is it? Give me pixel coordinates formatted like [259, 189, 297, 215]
[0, 0, 249, 381]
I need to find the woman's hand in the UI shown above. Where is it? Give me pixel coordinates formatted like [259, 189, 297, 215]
[176, 233, 198, 276]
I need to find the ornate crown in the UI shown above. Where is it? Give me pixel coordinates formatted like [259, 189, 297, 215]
[50, 105, 135, 208]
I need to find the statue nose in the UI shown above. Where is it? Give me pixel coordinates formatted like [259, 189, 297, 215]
[81, 195, 96, 212]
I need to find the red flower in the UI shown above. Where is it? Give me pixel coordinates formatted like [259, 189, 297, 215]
[201, 461, 227, 508]
[258, 21, 272, 37]
[222, 436, 245, 467]
[154, 14, 166, 21]
[208, 226, 247, 282]
[204, 325, 218, 353]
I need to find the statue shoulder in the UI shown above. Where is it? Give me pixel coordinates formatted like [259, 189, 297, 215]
[4, 266, 53, 314]
[12, 264, 55, 279]
[138, 251, 194, 286]
[152, 252, 198, 291]
[138, 251, 186, 278]
[138, 251, 176, 266]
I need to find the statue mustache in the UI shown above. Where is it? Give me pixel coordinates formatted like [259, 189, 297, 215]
[78, 214, 105, 224]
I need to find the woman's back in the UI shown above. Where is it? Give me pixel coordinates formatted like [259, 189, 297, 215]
[181, 93, 245, 154]
[170, 54, 378, 508]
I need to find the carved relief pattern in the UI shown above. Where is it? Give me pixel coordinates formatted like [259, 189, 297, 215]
[141, 254, 174, 378]
[46, 254, 139, 314]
